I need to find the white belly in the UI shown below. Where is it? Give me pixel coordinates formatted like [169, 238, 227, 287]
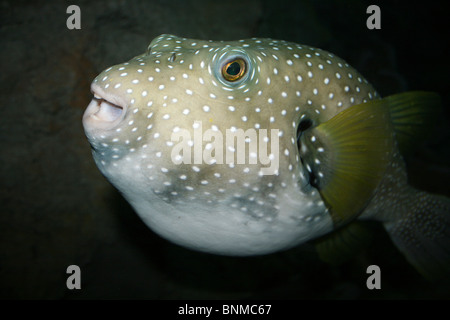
[125, 187, 333, 256]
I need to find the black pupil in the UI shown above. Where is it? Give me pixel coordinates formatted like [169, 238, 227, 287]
[227, 61, 241, 76]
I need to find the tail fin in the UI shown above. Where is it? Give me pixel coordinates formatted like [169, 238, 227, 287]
[384, 190, 450, 281]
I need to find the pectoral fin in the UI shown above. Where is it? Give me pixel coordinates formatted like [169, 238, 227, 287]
[299, 99, 394, 226]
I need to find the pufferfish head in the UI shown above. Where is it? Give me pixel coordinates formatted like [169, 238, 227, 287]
[83, 35, 318, 198]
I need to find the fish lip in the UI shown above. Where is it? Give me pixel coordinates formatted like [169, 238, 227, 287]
[82, 82, 128, 131]
[90, 82, 128, 109]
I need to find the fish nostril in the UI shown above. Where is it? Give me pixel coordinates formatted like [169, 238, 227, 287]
[169, 53, 177, 62]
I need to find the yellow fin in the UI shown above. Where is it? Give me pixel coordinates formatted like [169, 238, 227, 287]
[315, 222, 373, 265]
[299, 99, 394, 226]
[386, 91, 441, 155]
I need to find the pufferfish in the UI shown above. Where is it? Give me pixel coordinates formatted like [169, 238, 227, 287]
[83, 34, 449, 279]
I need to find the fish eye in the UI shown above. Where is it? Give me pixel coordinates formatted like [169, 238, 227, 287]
[221, 58, 247, 82]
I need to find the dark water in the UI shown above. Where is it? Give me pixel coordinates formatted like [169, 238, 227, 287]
[0, 0, 448, 299]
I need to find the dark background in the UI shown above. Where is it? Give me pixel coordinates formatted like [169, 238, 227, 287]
[0, 0, 449, 299]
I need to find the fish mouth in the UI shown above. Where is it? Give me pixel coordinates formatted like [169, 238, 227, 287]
[82, 83, 127, 131]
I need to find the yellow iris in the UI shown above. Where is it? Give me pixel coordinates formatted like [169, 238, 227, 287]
[221, 58, 246, 82]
